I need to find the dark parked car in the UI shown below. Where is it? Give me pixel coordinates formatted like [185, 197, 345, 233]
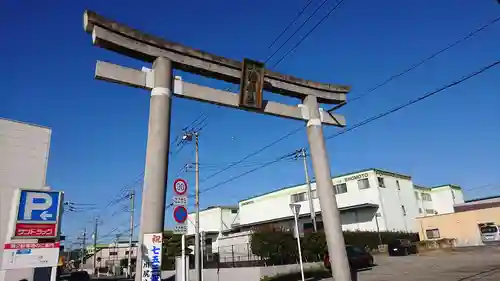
[388, 239, 417, 256]
[58, 271, 90, 281]
[324, 245, 374, 271]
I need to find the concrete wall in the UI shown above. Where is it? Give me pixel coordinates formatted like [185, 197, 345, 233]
[0, 118, 52, 281]
[161, 262, 323, 281]
[416, 206, 500, 246]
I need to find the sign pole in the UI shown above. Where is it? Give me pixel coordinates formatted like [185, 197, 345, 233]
[50, 266, 57, 281]
[181, 234, 186, 281]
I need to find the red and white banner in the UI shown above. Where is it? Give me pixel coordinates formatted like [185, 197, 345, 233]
[4, 242, 60, 250]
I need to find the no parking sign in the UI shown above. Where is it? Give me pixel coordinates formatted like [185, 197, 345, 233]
[172, 179, 188, 234]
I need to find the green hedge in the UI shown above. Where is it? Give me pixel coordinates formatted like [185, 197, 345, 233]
[251, 227, 419, 264]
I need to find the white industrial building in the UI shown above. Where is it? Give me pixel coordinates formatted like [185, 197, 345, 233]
[187, 168, 464, 259]
[0, 118, 52, 281]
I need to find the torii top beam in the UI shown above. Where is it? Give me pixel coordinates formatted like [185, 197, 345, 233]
[83, 10, 350, 105]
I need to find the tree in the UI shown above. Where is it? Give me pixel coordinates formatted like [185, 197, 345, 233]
[250, 226, 297, 265]
[302, 232, 326, 262]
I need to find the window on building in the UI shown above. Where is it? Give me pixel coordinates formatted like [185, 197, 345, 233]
[401, 205, 406, 216]
[421, 193, 432, 201]
[358, 178, 370, 190]
[426, 229, 440, 239]
[303, 221, 324, 232]
[303, 223, 314, 233]
[231, 209, 238, 214]
[425, 208, 435, 214]
[109, 252, 118, 256]
[378, 177, 385, 188]
[205, 238, 213, 254]
[414, 191, 419, 200]
[317, 221, 324, 230]
[125, 250, 133, 255]
[418, 208, 422, 214]
[396, 180, 400, 190]
[291, 192, 307, 203]
[334, 183, 348, 194]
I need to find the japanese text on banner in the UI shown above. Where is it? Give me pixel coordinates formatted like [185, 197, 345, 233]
[142, 233, 163, 281]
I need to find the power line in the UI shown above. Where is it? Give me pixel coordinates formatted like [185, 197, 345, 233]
[198, 17, 498, 201]
[199, 126, 303, 183]
[211, 11, 498, 182]
[199, 151, 297, 195]
[326, 60, 500, 140]
[345, 15, 500, 104]
[164, 152, 297, 209]
[268, 0, 315, 49]
[265, 0, 333, 64]
[177, 60, 499, 200]
[193, 1, 345, 184]
[200, 5, 496, 190]
[465, 183, 500, 192]
[271, 0, 346, 68]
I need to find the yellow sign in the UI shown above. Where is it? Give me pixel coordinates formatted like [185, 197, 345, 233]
[58, 256, 64, 266]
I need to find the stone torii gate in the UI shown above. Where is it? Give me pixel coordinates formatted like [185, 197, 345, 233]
[83, 10, 353, 281]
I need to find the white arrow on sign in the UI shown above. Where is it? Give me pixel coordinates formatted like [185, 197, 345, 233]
[40, 211, 53, 221]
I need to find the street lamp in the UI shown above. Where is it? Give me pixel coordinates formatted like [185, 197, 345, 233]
[375, 213, 382, 246]
[289, 203, 305, 281]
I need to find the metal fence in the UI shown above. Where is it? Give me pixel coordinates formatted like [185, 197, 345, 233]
[202, 243, 265, 268]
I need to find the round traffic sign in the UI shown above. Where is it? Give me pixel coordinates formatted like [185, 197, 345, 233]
[173, 206, 188, 224]
[173, 179, 188, 196]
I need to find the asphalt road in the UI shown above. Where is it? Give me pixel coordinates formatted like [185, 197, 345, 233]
[322, 246, 500, 281]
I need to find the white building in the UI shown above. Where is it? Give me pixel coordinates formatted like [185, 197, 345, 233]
[186, 206, 239, 255]
[0, 118, 52, 281]
[83, 241, 138, 272]
[186, 168, 464, 258]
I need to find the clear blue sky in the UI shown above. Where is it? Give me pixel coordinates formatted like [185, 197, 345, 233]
[1, 0, 499, 244]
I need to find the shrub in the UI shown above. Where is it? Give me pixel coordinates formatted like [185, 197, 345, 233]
[251, 227, 297, 265]
[259, 267, 330, 281]
[251, 228, 419, 264]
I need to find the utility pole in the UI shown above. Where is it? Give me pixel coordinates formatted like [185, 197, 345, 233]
[127, 190, 135, 278]
[80, 228, 87, 269]
[195, 132, 201, 281]
[115, 234, 120, 275]
[83, 10, 351, 281]
[182, 130, 201, 281]
[93, 218, 99, 275]
[298, 148, 317, 232]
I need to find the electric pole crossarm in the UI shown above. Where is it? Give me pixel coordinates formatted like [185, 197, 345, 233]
[84, 10, 349, 104]
[95, 61, 346, 127]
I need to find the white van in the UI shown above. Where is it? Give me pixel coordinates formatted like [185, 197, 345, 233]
[479, 223, 500, 244]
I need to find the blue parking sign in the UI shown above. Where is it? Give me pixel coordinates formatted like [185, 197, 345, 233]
[17, 190, 62, 222]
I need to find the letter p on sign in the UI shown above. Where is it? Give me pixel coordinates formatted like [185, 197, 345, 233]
[24, 192, 52, 220]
